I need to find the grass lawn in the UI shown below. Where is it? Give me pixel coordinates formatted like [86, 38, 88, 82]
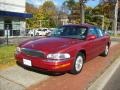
[0, 45, 16, 70]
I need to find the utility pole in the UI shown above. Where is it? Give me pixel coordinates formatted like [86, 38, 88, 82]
[113, 0, 118, 36]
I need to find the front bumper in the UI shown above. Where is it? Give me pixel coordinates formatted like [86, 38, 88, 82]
[15, 53, 73, 72]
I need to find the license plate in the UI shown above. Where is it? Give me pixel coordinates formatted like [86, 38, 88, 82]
[23, 59, 32, 66]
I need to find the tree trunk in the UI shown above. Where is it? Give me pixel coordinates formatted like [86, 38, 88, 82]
[114, 0, 118, 36]
[80, 0, 85, 24]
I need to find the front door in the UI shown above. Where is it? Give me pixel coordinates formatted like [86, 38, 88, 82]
[4, 19, 12, 36]
[86, 27, 101, 60]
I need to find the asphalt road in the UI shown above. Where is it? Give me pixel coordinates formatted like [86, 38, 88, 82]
[103, 64, 120, 90]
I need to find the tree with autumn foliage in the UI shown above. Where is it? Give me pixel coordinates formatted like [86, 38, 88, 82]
[91, 3, 113, 29]
[38, 1, 58, 27]
[26, 1, 58, 29]
[63, 0, 94, 24]
[26, 3, 39, 29]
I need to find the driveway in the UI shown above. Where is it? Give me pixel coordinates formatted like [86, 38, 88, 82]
[0, 40, 120, 90]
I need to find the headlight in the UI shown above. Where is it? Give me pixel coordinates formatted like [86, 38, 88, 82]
[16, 47, 21, 54]
[47, 53, 70, 60]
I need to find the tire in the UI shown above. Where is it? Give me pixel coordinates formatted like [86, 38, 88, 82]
[101, 45, 109, 57]
[31, 34, 33, 36]
[70, 53, 85, 74]
[36, 33, 39, 36]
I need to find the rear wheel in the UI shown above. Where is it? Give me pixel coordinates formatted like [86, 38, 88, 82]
[70, 53, 84, 74]
[101, 45, 109, 57]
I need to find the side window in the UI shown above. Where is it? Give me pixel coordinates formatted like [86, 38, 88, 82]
[75, 27, 87, 36]
[88, 27, 98, 37]
[96, 28, 104, 37]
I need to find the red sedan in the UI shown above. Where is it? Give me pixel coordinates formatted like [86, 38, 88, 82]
[15, 24, 111, 74]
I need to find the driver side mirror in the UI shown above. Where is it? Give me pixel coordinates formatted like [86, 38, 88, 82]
[86, 34, 97, 40]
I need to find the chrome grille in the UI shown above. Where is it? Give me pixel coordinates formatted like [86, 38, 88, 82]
[21, 48, 45, 58]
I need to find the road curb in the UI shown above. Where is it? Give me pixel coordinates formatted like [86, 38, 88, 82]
[88, 56, 120, 90]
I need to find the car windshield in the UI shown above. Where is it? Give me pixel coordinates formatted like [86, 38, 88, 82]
[50, 26, 87, 39]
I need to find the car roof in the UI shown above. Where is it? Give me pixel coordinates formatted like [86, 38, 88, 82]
[63, 23, 94, 28]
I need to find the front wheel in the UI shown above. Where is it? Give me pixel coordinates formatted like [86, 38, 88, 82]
[70, 53, 84, 74]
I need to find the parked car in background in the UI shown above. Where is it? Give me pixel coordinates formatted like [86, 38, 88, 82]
[28, 28, 51, 36]
[15, 24, 111, 74]
[28, 29, 38, 36]
[38, 28, 49, 36]
[105, 30, 114, 35]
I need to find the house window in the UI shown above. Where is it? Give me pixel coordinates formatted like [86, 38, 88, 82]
[12, 20, 20, 36]
[0, 21, 4, 30]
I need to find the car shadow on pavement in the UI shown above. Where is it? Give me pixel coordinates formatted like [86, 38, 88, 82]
[16, 61, 65, 76]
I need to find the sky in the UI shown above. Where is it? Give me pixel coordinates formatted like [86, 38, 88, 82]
[27, 0, 100, 8]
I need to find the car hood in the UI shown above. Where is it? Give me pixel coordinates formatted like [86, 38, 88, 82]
[21, 37, 82, 54]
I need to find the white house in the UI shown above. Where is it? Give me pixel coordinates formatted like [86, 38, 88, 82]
[0, 0, 32, 36]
